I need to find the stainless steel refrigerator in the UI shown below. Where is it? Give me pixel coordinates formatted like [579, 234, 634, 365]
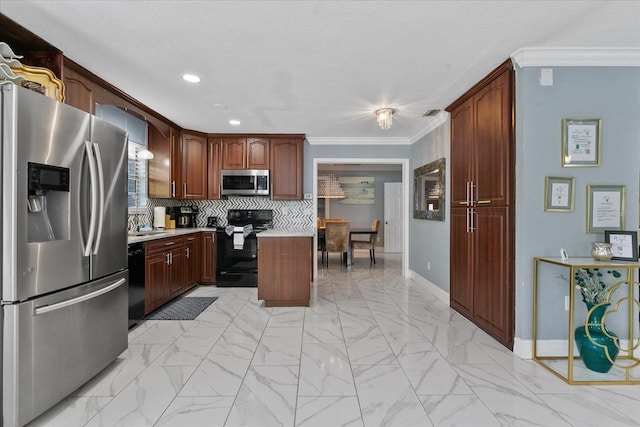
[1, 83, 129, 426]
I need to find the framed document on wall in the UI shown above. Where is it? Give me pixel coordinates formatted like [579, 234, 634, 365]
[544, 176, 574, 212]
[586, 185, 625, 233]
[562, 118, 601, 167]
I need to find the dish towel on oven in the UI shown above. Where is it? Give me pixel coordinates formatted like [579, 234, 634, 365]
[226, 224, 253, 249]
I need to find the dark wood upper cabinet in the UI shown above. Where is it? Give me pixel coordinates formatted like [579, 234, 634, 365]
[207, 137, 222, 200]
[181, 131, 208, 200]
[148, 125, 171, 198]
[222, 137, 247, 169]
[270, 137, 303, 200]
[222, 137, 270, 170]
[448, 62, 513, 207]
[247, 138, 270, 169]
[62, 67, 94, 114]
[148, 126, 182, 199]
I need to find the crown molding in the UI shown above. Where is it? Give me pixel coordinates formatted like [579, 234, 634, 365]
[511, 47, 640, 67]
[408, 111, 449, 144]
[306, 136, 411, 145]
[306, 112, 449, 146]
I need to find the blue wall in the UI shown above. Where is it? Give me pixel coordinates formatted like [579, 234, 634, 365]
[515, 66, 640, 340]
[409, 120, 451, 291]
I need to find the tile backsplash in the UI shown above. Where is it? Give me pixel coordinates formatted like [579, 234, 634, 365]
[128, 197, 314, 230]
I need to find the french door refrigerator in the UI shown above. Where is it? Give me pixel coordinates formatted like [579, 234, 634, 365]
[1, 83, 129, 427]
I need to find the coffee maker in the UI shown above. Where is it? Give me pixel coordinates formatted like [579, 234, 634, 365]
[176, 206, 198, 228]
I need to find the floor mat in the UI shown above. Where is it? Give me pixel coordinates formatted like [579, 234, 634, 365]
[146, 296, 218, 320]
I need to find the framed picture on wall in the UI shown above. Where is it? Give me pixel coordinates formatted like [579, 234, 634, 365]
[544, 176, 574, 212]
[586, 184, 625, 233]
[605, 230, 638, 261]
[561, 118, 601, 167]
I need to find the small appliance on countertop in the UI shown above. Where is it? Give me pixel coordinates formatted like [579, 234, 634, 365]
[206, 216, 218, 228]
[176, 206, 198, 228]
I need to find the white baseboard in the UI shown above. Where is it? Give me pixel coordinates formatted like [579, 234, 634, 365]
[408, 270, 449, 305]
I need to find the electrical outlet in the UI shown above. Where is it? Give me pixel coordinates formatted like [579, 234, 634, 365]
[427, 262, 431, 271]
[282, 207, 289, 215]
[565, 296, 569, 311]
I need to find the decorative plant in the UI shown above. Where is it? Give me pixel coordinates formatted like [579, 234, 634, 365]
[574, 268, 622, 304]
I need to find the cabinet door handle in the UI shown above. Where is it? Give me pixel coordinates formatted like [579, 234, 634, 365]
[459, 201, 469, 206]
[477, 200, 492, 204]
[470, 182, 476, 206]
[187, 237, 195, 241]
[470, 208, 476, 232]
[183, 183, 187, 196]
[466, 182, 470, 205]
[170, 251, 173, 264]
[165, 252, 171, 265]
[186, 247, 190, 258]
[164, 242, 176, 246]
[171, 180, 176, 198]
[466, 208, 470, 233]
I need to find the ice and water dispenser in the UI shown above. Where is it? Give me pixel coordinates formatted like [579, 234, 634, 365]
[27, 162, 70, 242]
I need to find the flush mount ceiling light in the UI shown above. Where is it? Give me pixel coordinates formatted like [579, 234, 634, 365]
[182, 74, 200, 83]
[229, 119, 241, 126]
[375, 108, 395, 130]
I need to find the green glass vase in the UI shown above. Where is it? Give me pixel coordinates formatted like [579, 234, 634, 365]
[574, 302, 619, 373]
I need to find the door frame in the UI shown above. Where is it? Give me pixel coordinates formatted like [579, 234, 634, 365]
[313, 158, 410, 278]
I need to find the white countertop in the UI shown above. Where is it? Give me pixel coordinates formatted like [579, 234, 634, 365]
[128, 227, 315, 244]
[257, 228, 315, 238]
[127, 227, 213, 244]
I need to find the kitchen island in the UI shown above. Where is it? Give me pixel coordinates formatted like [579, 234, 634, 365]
[257, 229, 314, 307]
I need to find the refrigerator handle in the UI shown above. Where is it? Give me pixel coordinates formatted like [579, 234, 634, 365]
[84, 141, 99, 257]
[33, 278, 126, 316]
[92, 142, 105, 255]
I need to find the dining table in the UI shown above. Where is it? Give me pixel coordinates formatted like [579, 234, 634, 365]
[318, 227, 377, 266]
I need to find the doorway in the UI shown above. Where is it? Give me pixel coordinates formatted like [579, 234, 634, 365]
[313, 158, 410, 278]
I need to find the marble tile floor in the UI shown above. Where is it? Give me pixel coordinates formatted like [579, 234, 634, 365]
[28, 253, 640, 427]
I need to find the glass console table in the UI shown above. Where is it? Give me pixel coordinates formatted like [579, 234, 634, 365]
[533, 257, 640, 385]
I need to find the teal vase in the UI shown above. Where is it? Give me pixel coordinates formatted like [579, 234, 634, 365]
[574, 302, 619, 373]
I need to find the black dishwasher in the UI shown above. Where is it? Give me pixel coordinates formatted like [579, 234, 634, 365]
[127, 243, 146, 327]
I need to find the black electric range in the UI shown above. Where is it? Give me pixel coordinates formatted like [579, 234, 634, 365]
[215, 209, 273, 287]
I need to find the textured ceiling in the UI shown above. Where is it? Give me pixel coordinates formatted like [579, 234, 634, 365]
[2, 1, 639, 142]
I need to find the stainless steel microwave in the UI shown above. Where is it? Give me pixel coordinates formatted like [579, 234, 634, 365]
[221, 169, 269, 196]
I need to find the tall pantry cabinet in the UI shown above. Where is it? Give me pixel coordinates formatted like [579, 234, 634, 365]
[446, 60, 515, 349]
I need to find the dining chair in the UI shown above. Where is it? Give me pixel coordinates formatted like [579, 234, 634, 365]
[323, 220, 350, 267]
[351, 219, 380, 264]
[317, 218, 326, 263]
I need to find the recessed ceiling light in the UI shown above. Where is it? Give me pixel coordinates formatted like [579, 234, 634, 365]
[182, 74, 200, 83]
[229, 119, 241, 126]
[213, 104, 227, 109]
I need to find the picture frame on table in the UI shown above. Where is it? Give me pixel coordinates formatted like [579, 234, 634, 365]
[586, 184, 625, 234]
[561, 118, 601, 167]
[604, 230, 638, 261]
[544, 176, 575, 212]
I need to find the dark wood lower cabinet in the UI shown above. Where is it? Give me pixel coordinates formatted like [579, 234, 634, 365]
[145, 251, 170, 314]
[183, 234, 201, 288]
[258, 236, 312, 307]
[200, 232, 217, 284]
[450, 206, 513, 348]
